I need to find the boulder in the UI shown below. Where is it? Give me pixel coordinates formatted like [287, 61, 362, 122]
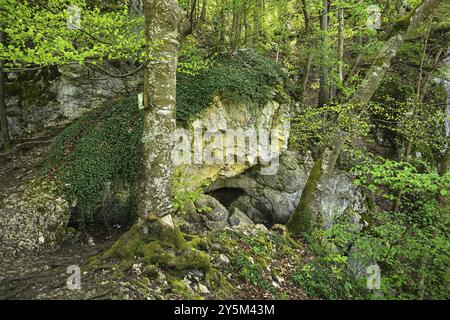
[229, 207, 254, 227]
[0, 179, 70, 257]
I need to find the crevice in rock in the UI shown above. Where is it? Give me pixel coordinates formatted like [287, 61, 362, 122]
[206, 188, 246, 209]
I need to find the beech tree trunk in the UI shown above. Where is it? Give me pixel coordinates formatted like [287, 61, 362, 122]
[138, 0, 184, 234]
[288, 0, 441, 236]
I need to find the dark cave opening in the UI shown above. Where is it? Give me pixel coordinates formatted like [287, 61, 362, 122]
[206, 187, 247, 209]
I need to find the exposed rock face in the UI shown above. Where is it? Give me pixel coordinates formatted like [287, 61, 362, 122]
[0, 66, 365, 256]
[178, 94, 291, 189]
[207, 150, 366, 227]
[0, 179, 70, 258]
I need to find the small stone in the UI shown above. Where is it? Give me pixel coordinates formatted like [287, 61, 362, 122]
[182, 277, 192, 288]
[218, 254, 230, 265]
[87, 237, 95, 246]
[196, 283, 210, 294]
[229, 208, 254, 226]
[255, 224, 268, 231]
[160, 214, 175, 229]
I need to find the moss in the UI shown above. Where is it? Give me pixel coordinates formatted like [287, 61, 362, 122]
[167, 276, 205, 300]
[101, 218, 230, 295]
[111, 260, 135, 279]
[287, 152, 324, 236]
[103, 224, 144, 259]
[168, 276, 189, 292]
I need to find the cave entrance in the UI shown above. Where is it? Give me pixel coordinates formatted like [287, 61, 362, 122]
[206, 188, 246, 208]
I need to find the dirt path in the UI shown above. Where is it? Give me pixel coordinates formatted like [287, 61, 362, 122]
[0, 241, 117, 299]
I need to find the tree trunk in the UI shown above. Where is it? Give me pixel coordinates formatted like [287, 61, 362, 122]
[139, 0, 183, 234]
[337, 8, 344, 96]
[318, 0, 329, 107]
[253, 0, 263, 44]
[200, 0, 207, 22]
[219, 1, 227, 44]
[288, 0, 441, 236]
[0, 29, 10, 150]
[298, 0, 312, 104]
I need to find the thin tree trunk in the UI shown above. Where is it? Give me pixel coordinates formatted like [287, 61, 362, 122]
[253, 0, 263, 44]
[219, 1, 226, 43]
[0, 29, 10, 150]
[318, 0, 329, 107]
[200, 0, 207, 22]
[298, 0, 312, 104]
[393, 30, 441, 211]
[337, 8, 344, 94]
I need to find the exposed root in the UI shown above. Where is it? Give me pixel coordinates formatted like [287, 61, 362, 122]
[96, 216, 231, 297]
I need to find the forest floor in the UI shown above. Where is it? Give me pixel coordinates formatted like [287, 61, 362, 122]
[0, 134, 311, 300]
[0, 227, 311, 300]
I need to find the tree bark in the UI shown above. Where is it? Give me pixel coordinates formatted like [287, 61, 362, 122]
[298, 0, 313, 104]
[139, 0, 183, 234]
[0, 29, 10, 150]
[288, 0, 441, 236]
[337, 8, 344, 93]
[200, 0, 207, 22]
[318, 0, 329, 107]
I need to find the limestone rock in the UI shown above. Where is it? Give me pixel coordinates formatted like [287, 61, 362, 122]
[208, 150, 366, 227]
[229, 207, 254, 227]
[0, 179, 70, 257]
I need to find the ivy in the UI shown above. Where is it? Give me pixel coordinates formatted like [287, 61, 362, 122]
[176, 50, 293, 124]
[43, 95, 143, 228]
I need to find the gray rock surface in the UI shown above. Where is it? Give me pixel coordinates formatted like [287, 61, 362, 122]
[229, 207, 254, 226]
[0, 179, 70, 258]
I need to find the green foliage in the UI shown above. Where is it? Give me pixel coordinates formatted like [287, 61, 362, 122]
[178, 36, 216, 76]
[176, 50, 292, 123]
[232, 254, 275, 292]
[1, 0, 146, 70]
[212, 228, 300, 298]
[331, 158, 450, 299]
[352, 159, 450, 201]
[291, 257, 364, 300]
[173, 170, 211, 214]
[43, 96, 143, 227]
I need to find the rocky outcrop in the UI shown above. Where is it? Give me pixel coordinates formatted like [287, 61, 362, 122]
[178, 93, 291, 189]
[2, 63, 141, 144]
[207, 150, 366, 227]
[0, 179, 70, 257]
[0, 63, 365, 256]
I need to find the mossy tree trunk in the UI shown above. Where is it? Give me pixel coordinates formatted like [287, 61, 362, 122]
[288, 0, 441, 237]
[138, 0, 184, 235]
